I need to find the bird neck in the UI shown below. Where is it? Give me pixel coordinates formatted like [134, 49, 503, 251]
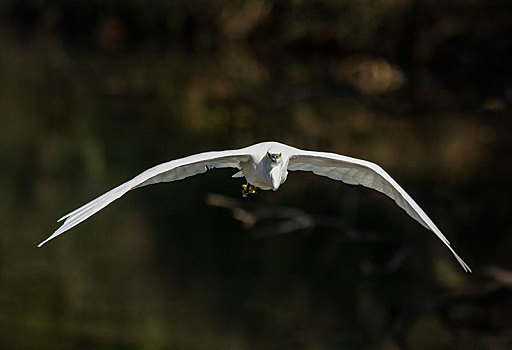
[265, 157, 279, 169]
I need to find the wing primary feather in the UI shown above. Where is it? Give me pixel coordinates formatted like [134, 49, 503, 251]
[57, 189, 116, 222]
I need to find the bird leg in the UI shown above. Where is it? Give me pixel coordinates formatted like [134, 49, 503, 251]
[242, 183, 257, 197]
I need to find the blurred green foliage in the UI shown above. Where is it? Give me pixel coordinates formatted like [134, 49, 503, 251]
[1, 0, 512, 349]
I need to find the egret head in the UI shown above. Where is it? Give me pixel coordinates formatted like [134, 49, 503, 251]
[266, 149, 282, 163]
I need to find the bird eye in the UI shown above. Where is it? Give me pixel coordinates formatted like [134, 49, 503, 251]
[267, 152, 271, 158]
[278, 153, 281, 158]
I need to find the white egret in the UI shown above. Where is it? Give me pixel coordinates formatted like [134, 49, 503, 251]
[39, 141, 471, 272]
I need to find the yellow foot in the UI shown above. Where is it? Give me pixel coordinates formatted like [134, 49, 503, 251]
[242, 183, 257, 197]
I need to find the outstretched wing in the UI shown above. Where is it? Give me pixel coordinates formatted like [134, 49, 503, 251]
[288, 149, 471, 272]
[39, 148, 253, 247]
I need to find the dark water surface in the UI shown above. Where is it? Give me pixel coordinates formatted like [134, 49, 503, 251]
[1, 1, 511, 349]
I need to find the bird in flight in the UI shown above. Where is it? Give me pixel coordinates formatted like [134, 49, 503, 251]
[39, 141, 471, 272]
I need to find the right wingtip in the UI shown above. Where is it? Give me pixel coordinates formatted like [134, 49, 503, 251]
[461, 259, 472, 273]
[451, 247, 472, 273]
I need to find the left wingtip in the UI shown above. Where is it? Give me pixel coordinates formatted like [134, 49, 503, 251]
[38, 231, 60, 248]
[37, 238, 50, 248]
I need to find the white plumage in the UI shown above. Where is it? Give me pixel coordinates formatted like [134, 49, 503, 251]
[39, 141, 471, 272]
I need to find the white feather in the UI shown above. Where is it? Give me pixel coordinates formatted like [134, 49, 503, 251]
[39, 141, 471, 272]
[287, 149, 471, 272]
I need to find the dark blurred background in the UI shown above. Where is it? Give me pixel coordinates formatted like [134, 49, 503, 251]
[1, 0, 512, 349]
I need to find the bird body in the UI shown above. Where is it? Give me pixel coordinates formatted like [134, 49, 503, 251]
[39, 141, 471, 272]
[240, 143, 290, 190]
